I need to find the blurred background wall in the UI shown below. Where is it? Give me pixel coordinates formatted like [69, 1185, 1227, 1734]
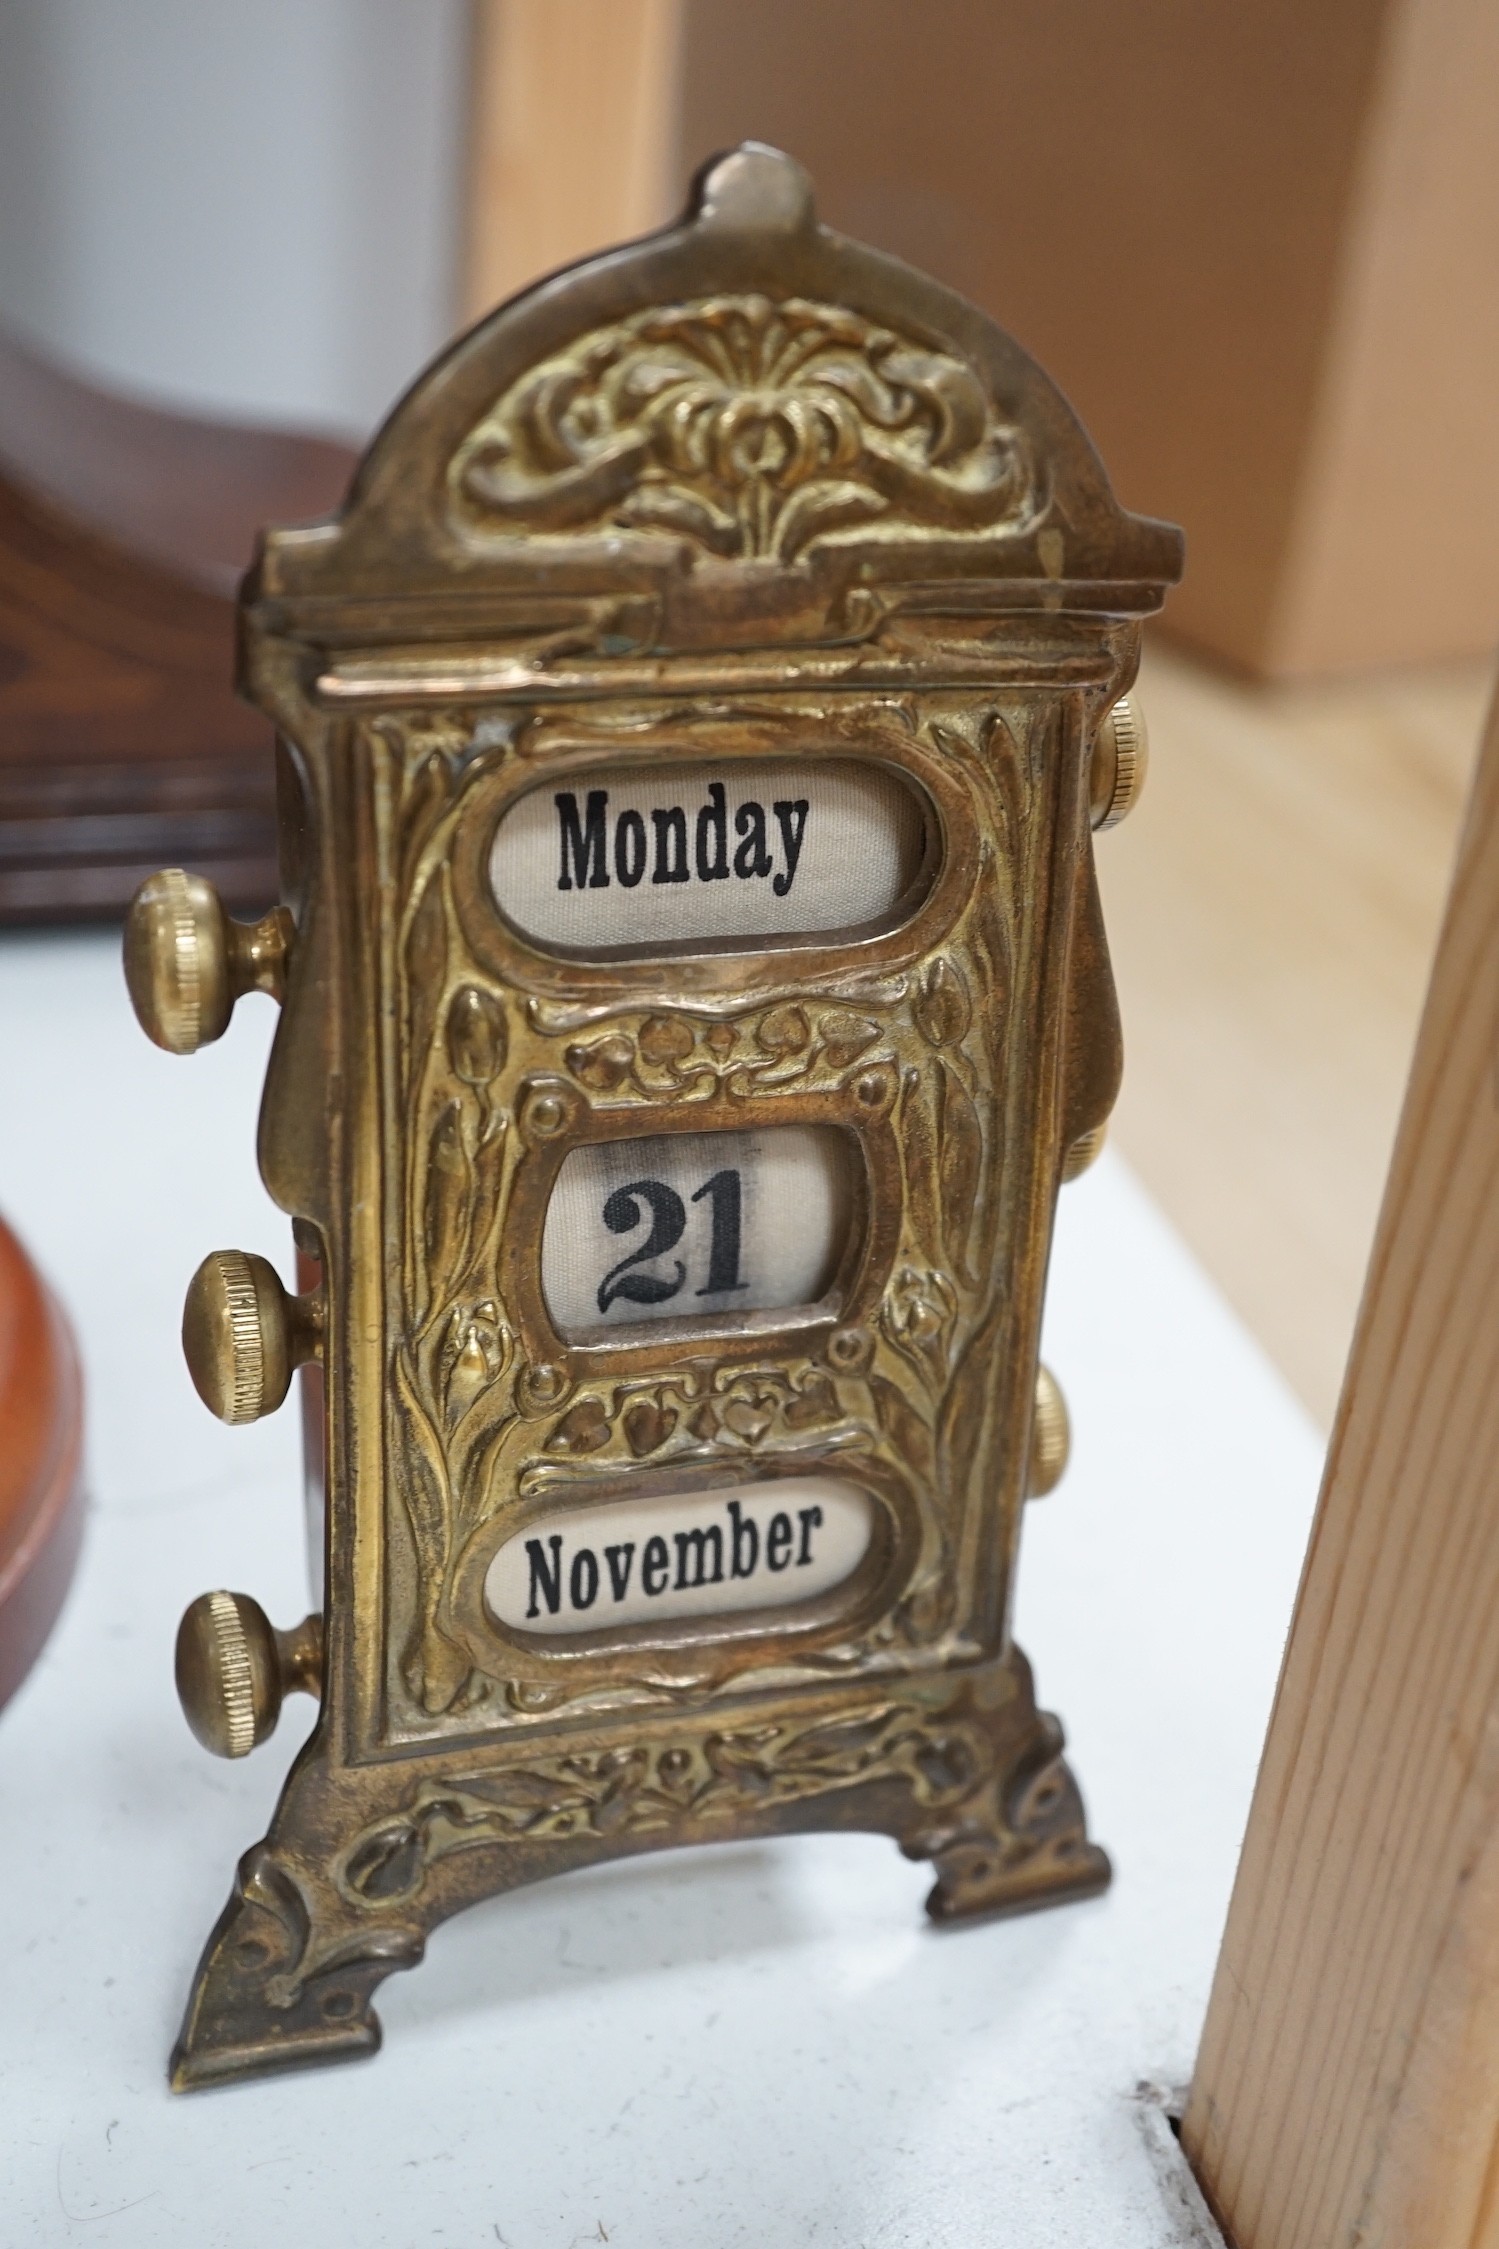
[452, 0, 1499, 679]
[0, 0, 468, 435]
[676, 0, 1499, 678]
[4, 0, 1495, 678]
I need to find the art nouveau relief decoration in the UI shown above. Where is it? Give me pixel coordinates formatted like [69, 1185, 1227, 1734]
[123, 143, 1181, 2088]
[451, 292, 1041, 560]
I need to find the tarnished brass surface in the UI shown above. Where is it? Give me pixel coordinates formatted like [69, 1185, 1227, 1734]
[124, 868, 293, 1053]
[181, 1249, 324, 1425]
[1090, 693, 1149, 831]
[1027, 1366, 1071, 1498]
[176, 1592, 323, 1757]
[1062, 1121, 1109, 1182]
[132, 145, 1181, 2089]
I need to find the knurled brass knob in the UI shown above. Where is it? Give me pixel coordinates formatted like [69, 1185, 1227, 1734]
[1027, 1364, 1071, 1497]
[1062, 1121, 1108, 1182]
[181, 1250, 323, 1425]
[1090, 695, 1148, 830]
[175, 1592, 323, 1758]
[124, 869, 293, 1054]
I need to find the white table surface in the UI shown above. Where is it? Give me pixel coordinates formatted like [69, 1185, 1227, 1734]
[0, 930, 1322, 2248]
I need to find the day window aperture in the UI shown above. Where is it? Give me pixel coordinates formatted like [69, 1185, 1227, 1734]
[490, 759, 929, 957]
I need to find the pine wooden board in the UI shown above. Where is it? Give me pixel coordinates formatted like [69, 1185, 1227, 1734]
[463, 0, 683, 320]
[1100, 637, 1492, 1423]
[1182, 687, 1499, 2247]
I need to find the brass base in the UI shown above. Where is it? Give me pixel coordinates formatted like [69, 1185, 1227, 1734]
[170, 1642, 1107, 2091]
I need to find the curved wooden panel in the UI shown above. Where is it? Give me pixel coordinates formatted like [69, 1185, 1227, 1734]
[0, 1216, 85, 1713]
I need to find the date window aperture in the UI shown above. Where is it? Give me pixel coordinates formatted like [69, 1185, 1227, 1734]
[540, 1126, 855, 1343]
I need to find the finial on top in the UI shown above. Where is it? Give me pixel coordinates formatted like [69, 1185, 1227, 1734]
[694, 142, 815, 235]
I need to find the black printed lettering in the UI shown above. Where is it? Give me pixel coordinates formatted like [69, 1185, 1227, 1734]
[651, 805, 689, 884]
[674, 1524, 724, 1590]
[642, 1535, 670, 1595]
[733, 799, 772, 879]
[691, 1168, 746, 1297]
[771, 800, 809, 897]
[503, 1486, 862, 1630]
[525, 1534, 563, 1619]
[695, 781, 729, 882]
[728, 1497, 759, 1579]
[604, 1543, 636, 1602]
[597, 1179, 687, 1314]
[551, 783, 818, 906]
[796, 1505, 824, 1565]
[556, 790, 609, 891]
[614, 808, 647, 888]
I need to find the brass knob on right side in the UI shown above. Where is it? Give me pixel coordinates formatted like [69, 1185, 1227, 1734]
[1090, 695, 1149, 830]
[1062, 1122, 1108, 1182]
[175, 1592, 323, 1758]
[124, 869, 292, 1055]
[1027, 1365, 1071, 1497]
[182, 1250, 323, 1425]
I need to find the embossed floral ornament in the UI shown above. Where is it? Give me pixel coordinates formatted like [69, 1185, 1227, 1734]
[565, 1033, 633, 1092]
[546, 1396, 611, 1455]
[882, 1264, 959, 1390]
[638, 1014, 695, 1067]
[445, 984, 506, 1086]
[818, 1010, 880, 1069]
[913, 957, 971, 1049]
[755, 1004, 812, 1056]
[454, 294, 1037, 563]
[438, 1302, 510, 1426]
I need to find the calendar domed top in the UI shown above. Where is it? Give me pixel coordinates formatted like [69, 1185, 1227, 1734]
[249, 143, 1181, 632]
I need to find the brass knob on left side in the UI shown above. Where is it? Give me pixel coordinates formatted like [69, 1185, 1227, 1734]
[124, 869, 292, 1055]
[175, 1592, 323, 1758]
[1027, 1365, 1071, 1498]
[182, 1250, 323, 1425]
[1090, 695, 1148, 830]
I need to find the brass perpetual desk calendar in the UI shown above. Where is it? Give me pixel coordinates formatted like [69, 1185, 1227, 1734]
[124, 146, 1181, 2090]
